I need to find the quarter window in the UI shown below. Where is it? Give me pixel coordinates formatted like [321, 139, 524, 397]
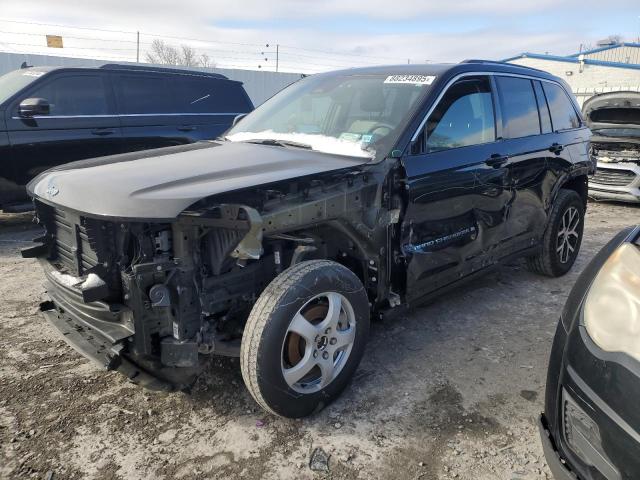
[26, 75, 108, 116]
[542, 82, 581, 131]
[416, 76, 496, 154]
[174, 77, 252, 114]
[496, 76, 540, 138]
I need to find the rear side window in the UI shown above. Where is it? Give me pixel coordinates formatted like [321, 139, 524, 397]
[417, 76, 496, 154]
[117, 75, 176, 114]
[496, 76, 540, 138]
[533, 81, 552, 134]
[26, 75, 108, 116]
[174, 76, 252, 114]
[542, 82, 580, 131]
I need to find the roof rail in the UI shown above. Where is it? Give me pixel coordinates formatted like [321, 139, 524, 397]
[463, 58, 549, 74]
[99, 63, 228, 80]
[460, 59, 507, 65]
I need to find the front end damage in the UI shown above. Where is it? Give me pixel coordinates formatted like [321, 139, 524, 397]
[589, 145, 640, 202]
[583, 92, 640, 203]
[22, 165, 398, 389]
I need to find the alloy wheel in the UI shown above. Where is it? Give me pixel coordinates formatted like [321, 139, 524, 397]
[556, 206, 581, 264]
[281, 292, 356, 394]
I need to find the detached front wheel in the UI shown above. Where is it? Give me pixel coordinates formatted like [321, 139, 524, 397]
[241, 260, 369, 418]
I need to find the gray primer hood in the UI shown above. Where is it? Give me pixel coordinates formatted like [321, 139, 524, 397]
[27, 141, 367, 219]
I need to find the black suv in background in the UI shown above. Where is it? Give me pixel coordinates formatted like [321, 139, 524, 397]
[23, 61, 593, 418]
[0, 64, 254, 207]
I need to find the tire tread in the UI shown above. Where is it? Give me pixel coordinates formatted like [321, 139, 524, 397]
[525, 189, 583, 277]
[240, 260, 343, 416]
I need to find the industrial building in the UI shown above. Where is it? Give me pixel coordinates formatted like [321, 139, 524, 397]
[504, 42, 640, 106]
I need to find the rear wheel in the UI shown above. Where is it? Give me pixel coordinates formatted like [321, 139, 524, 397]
[240, 260, 369, 418]
[526, 189, 584, 277]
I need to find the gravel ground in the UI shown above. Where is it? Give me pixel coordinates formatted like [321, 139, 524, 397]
[0, 202, 638, 480]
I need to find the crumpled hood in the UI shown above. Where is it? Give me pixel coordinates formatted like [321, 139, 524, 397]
[27, 141, 367, 219]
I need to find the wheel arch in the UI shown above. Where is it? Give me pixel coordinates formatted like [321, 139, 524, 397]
[278, 220, 385, 305]
[559, 174, 588, 208]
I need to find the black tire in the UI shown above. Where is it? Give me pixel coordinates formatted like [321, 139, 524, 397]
[240, 260, 369, 418]
[526, 189, 584, 277]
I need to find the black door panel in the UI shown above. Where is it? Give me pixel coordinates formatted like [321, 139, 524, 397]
[0, 127, 22, 205]
[501, 135, 551, 245]
[494, 76, 550, 248]
[402, 142, 511, 301]
[401, 75, 511, 302]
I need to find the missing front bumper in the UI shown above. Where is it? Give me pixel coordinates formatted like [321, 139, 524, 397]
[40, 301, 123, 370]
[40, 301, 181, 391]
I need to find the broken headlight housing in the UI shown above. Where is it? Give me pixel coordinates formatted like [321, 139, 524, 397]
[584, 243, 640, 361]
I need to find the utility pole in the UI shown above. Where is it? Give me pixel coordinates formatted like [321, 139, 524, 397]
[136, 31, 140, 63]
[276, 44, 279, 72]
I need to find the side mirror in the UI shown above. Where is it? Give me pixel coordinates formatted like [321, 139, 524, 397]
[232, 113, 247, 127]
[19, 98, 50, 118]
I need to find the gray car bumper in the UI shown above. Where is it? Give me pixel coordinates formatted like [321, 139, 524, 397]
[589, 161, 640, 203]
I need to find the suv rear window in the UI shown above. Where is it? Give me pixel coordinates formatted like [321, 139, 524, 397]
[496, 76, 540, 138]
[542, 82, 580, 131]
[117, 75, 177, 114]
[27, 75, 108, 116]
[533, 81, 553, 134]
[175, 76, 251, 114]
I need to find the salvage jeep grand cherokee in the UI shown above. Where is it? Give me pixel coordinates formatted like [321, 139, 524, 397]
[23, 61, 594, 418]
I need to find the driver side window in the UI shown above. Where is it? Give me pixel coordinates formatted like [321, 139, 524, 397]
[25, 74, 108, 116]
[412, 76, 496, 154]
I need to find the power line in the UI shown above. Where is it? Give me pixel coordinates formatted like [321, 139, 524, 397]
[0, 19, 137, 35]
[0, 40, 136, 52]
[279, 43, 402, 62]
[0, 29, 140, 44]
[0, 18, 408, 73]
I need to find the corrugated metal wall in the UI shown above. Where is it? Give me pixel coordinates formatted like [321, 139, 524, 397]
[581, 45, 640, 65]
[507, 57, 640, 107]
[0, 51, 304, 105]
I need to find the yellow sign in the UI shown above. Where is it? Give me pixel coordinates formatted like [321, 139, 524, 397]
[46, 35, 63, 48]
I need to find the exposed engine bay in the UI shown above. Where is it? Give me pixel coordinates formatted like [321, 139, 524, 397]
[23, 162, 402, 388]
[583, 92, 640, 203]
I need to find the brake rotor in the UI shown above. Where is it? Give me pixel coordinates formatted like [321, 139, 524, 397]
[285, 303, 327, 366]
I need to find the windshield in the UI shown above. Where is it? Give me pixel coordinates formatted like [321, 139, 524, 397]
[0, 68, 46, 105]
[226, 73, 431, 160]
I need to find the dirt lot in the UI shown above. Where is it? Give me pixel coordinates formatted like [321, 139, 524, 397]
[0, 202, 638, 480]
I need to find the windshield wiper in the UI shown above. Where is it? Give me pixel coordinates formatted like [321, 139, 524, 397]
[244, 139, 312, 150]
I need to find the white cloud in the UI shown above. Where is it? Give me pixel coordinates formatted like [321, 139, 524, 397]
[0, 0, 638, 73]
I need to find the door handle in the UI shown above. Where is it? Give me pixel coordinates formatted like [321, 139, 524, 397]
[177, 125, 196, 132]
[485, 154, 508, 168]
[91, 128, 116, 136]
[549, 143, 564, 154]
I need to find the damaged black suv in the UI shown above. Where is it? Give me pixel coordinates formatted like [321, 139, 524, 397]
[23, 60, 593, 418]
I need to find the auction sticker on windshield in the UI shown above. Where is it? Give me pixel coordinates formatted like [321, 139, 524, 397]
[384, 75, 435, 85]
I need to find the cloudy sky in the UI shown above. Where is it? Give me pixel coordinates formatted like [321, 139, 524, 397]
[1, 0, 639, 73]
